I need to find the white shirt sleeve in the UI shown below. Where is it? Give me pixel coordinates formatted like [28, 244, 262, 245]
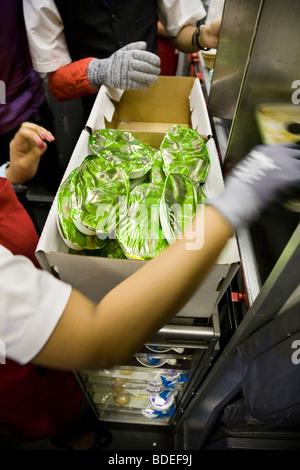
[22, 0, 72, 73]
[0, 164, 7, 179]
[0, 245, 72, 365]
[23, 0, 206, 73]
[157, 0, 207, 37]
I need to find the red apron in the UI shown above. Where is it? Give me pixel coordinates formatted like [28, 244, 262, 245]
[158, 37, 178, 76]
[0, 178, 83, 442]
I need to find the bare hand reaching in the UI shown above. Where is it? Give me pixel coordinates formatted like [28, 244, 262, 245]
[201, 18, 221, 49]
[7, 122, 55, 185]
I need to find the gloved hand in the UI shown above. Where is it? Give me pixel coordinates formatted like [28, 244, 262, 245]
[207, 143, 300, 230]
[87, 41, 161, 90]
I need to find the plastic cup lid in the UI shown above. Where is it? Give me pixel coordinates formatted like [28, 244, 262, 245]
[89, 129, 157, 179]
[116, 182, 169, 260]
[67, 155, 130, 237]
[160, 125, 210, 184]
[160, 173, 206, 244]
[57, 169, 105, 250]
[149, 391, 174, 411]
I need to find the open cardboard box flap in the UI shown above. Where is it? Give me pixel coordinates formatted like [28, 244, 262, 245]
[37, 77, 240, 318]
[86, 76, 212, 137]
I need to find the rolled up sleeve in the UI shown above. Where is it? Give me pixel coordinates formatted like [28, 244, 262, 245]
[0, 245, 72, 365]
[23, 0, 72, 73]
[157, 0, 206, 37]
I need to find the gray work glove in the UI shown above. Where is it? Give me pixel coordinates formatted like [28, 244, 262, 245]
[87, 41, 161, 90]
[208, 143, 300, 230]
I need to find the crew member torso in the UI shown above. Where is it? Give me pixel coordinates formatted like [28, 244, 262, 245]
[54, 0, 158, 61]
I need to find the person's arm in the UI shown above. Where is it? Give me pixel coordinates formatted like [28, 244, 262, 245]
[48, 58, 99, 101]
[157, 20, 169, 39]
[31, 142, 300, 371]
[5, 126, 300, 371]
[23, 0, 97, 101]
[24, 2, 160, 101]
[23, 0, 72, 73]
[157, 0, 221, 52]
[48, 42, 161, 101]
[32, 205, 233, 371]
[5, 122, 55, 185]
[170, 18, 221, 53]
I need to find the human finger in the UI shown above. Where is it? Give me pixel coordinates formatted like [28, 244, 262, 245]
[129, 69, 160, 86]
[19, 122, 55, 147]
[119, 41, 147, 52]
[132, 50, 161, 67]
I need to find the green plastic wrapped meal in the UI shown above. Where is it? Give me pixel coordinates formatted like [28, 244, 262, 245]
[57, 169, 106, 251]
[150, 153, 166, 185]
[160, 125, 210, 184]
[69, 239, 126, 259]
[68, 155, 130, 238]
[117, 183, 169, 260]
[89, 129, 157, 179]
[160, 173, 207, 244]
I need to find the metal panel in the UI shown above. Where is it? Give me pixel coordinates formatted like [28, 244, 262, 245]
[223, 0, 300, 169]
[206, 0, 300, 283]
[76, 313, 221, 426]
[177, 222, 300, 450]
[208, 0, 262, 121]
[177, 0, 300, 449]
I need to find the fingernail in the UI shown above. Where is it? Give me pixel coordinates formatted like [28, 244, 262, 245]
[35, 136, 44, 145]
[41, 131, 54, 140]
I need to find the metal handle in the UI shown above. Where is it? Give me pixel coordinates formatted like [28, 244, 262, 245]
[147, 321, 219, 349]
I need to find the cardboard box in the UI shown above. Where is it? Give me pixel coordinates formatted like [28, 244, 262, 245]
[36, 77, 240, 318]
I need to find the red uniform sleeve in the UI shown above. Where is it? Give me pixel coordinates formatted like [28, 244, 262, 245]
[48, 58, 99, 101]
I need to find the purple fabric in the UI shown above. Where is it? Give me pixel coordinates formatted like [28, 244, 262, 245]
[0, 0, 44, 135]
